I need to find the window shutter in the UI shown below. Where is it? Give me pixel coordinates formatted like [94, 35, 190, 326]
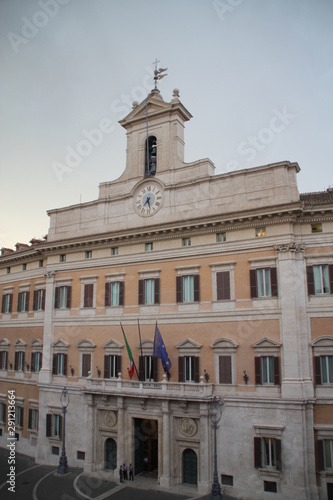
[217, 271, 230, 301]
[314, 356, 322, 385]
[306, 266, 315, 295]
[63, 354, 68, 376]
[28, 409, 32, 429]
[52, 354, 57, 375]
[329, 264, 333, 294]
[17, 292, 22, 312]
[178, 357, 185, 382]
[84, 284, 93, 307]
[255, 357, 262, 385]
[104, 355, 110, 378]
[119, 281, 125, 306]
[316, 439, 325, 472]
[194, 275, 200, 302]
[194, 356, 200, 383]
[270, 268, 278, 297]
[105, 282, 111, 307]
[254, 437, 262, 468]
[1, 295, 5, 313]
[39, 353, 43, 371]
[66, 286, 72, 309]
[139, 356, 144, 380]
[116, 355, 121, 376]
[9, 294, 13, 313]
[276, 439, 282, 471]
[42, 290, 45, 310]
[33, 291, 38, 311]
[26, 291, 30, 311]
[138, 279, 144, 305]
[14, 352, 19, 371]
[3, 403, 7, 424]
[46, 414, 52, 437]
[153, 357, 158, 381]
[219, 355, 232, 384]
[54, 287, 60, 309]
[22, 352, 25, 369]
[31, 352, 36, 373]
[154, 278, 160, 304]
[250, 270, 257, 298]
[274, 357, 280, 385]
[82, 354, 91, 377]
[176, 276, 183, 303]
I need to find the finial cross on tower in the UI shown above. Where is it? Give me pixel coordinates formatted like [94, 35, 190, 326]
[153, 58, 168, 89]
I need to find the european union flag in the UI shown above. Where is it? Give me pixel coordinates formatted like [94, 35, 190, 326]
[153, 323, 172, 378]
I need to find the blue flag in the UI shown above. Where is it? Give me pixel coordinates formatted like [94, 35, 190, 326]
[153, 324, 172, 378]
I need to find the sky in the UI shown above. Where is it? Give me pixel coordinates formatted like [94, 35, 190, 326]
[1, 0, 332, 250]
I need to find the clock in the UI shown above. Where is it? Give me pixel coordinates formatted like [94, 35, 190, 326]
[135, 183, 163, 216]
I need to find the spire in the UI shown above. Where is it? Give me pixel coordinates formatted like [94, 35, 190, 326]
[152, 58, 168, 93]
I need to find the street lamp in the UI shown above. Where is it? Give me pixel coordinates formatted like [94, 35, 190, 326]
[209, 396, 223, 500]
[57, 386, 70, 474]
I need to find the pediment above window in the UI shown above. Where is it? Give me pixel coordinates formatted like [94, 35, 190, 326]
[0, 338, 10, 348]
[211, 338, 238, 352]
[53, 339, 69, 351]
[103, 339, 123, 355]
[30, 338, 43, 349]
[252, 337, 281, 355]
[14, 338, 27, 348]
[176, 338, 202, 356]
[77, 339, 96, 350]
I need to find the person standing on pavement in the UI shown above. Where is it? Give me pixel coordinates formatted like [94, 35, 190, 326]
[123, 463, 128, 480]
[119, 465, 124, 483]
[129, 463, 134, 481]
[143, 456, 148, 473]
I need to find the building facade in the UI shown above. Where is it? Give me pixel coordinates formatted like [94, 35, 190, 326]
[1, 86, 333, 499]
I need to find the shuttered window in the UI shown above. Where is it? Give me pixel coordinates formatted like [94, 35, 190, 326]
[178, 356, 199, 383]
[216, 272, 230, 301]
[176, 275, 200, 303]
[105, 281, 125, 307]
[307, 265, 333, 295]
[82, 353, 91, 377]
[138, 278, 160, 305]
[1, 293, 13, 313]
[54, 286, 71, 309]
[219, 356, 232, 384]
[84, 284, 94, 308]
[254, 437, 282, 470]
[250, 268, 278, 298]
[255, 356, 280, 385]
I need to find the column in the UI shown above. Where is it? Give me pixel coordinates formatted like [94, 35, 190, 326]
[117, 396, 125, 468]
[39, 270, 56, 384]
[159, 400, 171, 488]
[198, 402, 210, 494]
[84, 394, 95, 472]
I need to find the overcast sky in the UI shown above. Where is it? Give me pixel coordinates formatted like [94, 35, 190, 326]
[1, 0, 332, 250]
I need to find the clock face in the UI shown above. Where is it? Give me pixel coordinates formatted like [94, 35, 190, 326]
[135, 183, 163, 216]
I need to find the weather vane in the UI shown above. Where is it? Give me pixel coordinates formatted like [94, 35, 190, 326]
[153, 58, 167, 89]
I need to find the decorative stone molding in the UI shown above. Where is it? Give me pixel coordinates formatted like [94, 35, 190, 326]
[274, 243, 306, 254]
[178, 418, 198, 437]
[103, 410, 117, 427]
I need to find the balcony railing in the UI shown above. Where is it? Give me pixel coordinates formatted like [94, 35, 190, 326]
[85, 373, 213, 399]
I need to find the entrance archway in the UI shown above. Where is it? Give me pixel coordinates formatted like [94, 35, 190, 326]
[183, 448, 197, 485]
[134, 418, 158, 475]
[105, 438, 117, 470]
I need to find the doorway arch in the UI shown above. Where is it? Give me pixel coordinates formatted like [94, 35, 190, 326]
[183, 448, 197, 485]
[105, 438, 117, 470]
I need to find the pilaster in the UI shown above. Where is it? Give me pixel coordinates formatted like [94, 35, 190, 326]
[38, 270, 56, 384]
[159, 400, 171, 488]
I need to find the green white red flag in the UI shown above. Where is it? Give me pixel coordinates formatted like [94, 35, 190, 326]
[120, 322, 135, 379]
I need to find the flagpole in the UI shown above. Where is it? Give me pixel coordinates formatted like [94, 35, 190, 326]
[120, 322, 140, 381]
[137, 318, 144, 360]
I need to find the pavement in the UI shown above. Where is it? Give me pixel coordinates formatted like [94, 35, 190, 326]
[0, 448, 236, 499]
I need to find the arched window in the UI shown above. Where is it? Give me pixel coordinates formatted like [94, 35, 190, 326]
[105, 438, 117, 470]
[145, 136, 157, 177]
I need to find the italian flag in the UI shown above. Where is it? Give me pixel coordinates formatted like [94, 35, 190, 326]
[121, 323, 135, 379]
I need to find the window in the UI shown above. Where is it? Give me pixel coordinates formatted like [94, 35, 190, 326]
[0, 402, 6, 424]
[221, 475, 233, 486]
[28, 409, 39, 431]
[250, 268, 278, 298]
[104, 354, 121, 378]
[145, 135, 157, 176]
[31, 352, 42, 372]
[324, 440, 333, 468]
[54, 286, 71, 309]
[139, 355, 156, 381]
[216, 271, 230, 301]
[178, 356, 199, 382]
[17, 291, 30, 312]
[81, 353, 91, 377]
[254, 437, 281, 470]
[317, 438, 333, 471]
[255, 356, 280, 385]
[52, 353, 67, 376]
[314, 356, 333, 385]
[6, 267, 10, 274]
[182, 238, 191, 247]
[111, 247, 118, 256]
[39, 260, 44, 267]
[311, 223, 322, 233]
[15, 406, 24, 429]
[46, 414, 62, 438]
[1, 293, 13, 314]
[216, 232, 226, 243]
[255, 227, 266, 237]
[219, 355, 232, 384]
[264, 481, 277, 493]
[33, 289, 45, 311]
[105, 281, 124, 307]
[138, 278, 160, 305]
[83, 283, 94, 308]
[176, 275, 200, 303]
[22, 263, 27, 271]
[145, 242, 153, 252]
[59, 254, 66, 262]
[14, 351, 25, 371]
[85, 250, 92, 259]
[0, 351, 8, 370]
[307, 264, 333, 295]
